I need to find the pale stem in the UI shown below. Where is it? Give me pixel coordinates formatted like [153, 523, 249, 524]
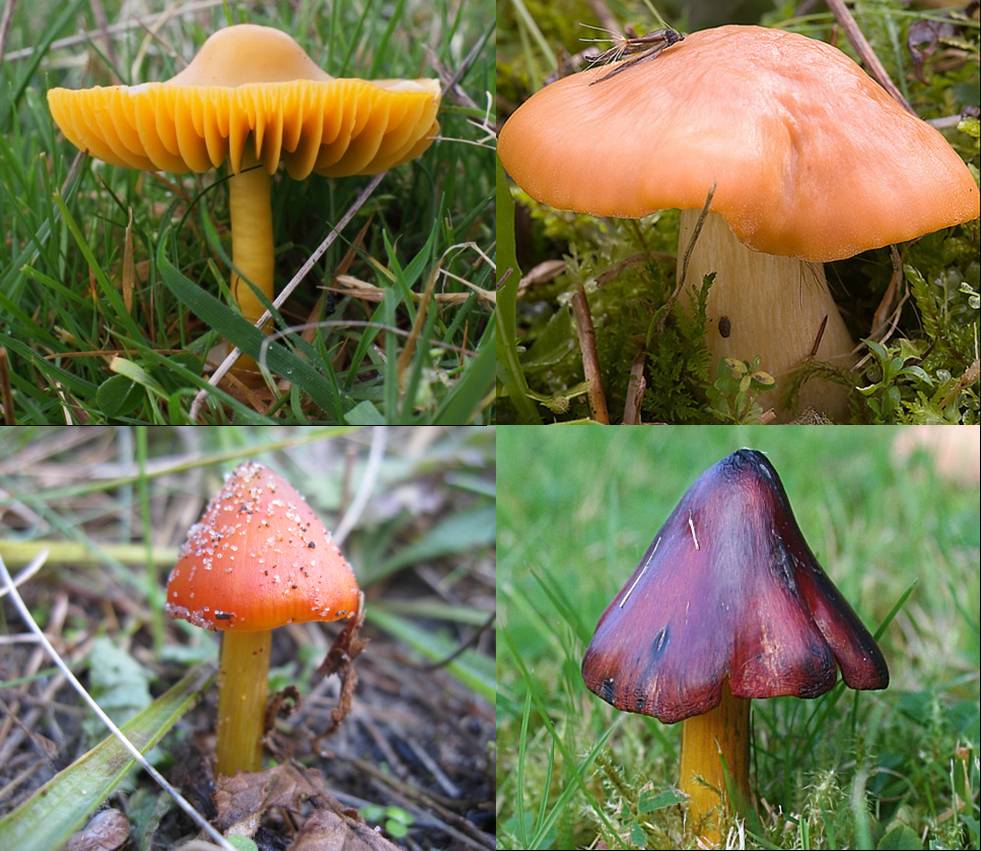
[678, 209, 855, 421]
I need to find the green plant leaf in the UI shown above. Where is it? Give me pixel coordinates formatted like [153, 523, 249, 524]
[157, 233, 342, 416]
[876, 824, 922, 850]
[0, 664, 215, 851]
[367, 505, 495, 584]
[367, 608, 494, 702]
[637, 788, 686, 814]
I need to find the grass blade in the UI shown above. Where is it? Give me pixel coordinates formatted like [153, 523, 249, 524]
[495, 157, 541, 423]
[367, 607, 494, 702]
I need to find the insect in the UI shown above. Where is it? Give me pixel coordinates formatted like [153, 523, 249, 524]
[719, 316, 731, 338]
[587, 26, 685, 86]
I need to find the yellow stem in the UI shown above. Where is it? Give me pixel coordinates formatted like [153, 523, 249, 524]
[228, 157, 275, 326]
[679, 683, 751, 847]
[215, 629, 271, 776]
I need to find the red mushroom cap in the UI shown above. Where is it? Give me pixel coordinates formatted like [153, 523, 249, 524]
[166, 461, 360, 631]
[581, 449, 888, 723]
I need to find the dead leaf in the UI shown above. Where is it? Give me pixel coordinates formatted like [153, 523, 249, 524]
[315, 593, 367, 743]
[265, 684, 302, 732]
[289, 809, 401, 851]
[214, 764, 320, 832]
[65, 808, 130, 851]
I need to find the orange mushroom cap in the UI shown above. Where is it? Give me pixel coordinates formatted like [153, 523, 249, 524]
[48, 24, 441, 179]
[166, 461, 360, 632]
[498, 25, 980, 261]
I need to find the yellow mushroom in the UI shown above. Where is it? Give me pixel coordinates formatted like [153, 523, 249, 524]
[48, 24, 440, 361]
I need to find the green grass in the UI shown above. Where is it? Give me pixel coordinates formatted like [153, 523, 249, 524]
[0, 0, 494, 424]
[497, 0, 980, 424]
[496, 425, 980, 849]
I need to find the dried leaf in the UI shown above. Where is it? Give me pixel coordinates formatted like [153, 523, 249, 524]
[315, 594, 367, 741]
[214, 764, 319, 832]
[264, 685, 302, 733]
[64, 808, 130, 851]
[289, 809, 401, 851]
[907, 19, 957, 81]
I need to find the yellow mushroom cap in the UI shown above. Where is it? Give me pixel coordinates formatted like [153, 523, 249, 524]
[498, 25, 980, 261]
[47, 24, 441, 179]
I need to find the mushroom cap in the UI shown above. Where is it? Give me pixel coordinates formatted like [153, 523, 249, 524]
[498, 25, 979, 261]
[48, 24, 440, 179]
[165, 461, 360, 632]
[581, 449, 888, 723]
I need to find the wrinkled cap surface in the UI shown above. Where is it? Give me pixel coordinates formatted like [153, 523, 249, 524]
[48, 24, 440, 179]
[166, 461, 360, 632]
[499, 25, 979, 261]
[581, 449, 888, 723]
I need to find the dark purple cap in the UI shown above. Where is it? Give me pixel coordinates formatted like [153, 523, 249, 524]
[581, 449, 889, 723]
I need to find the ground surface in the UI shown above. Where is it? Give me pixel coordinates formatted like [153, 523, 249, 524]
[0, 426, 495, 850]
[496, 425, 980, 849]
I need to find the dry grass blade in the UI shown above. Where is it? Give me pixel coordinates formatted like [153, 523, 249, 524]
[826, 0, 915, 114]
[333, 425, 387, 547]
[571, 281, 610, 423]
[0, 347, 14, 425]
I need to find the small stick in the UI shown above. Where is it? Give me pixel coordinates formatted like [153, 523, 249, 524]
[397, 264, 439, 388]
[622, 352, 646, 424]
[0, 0, 15, 64]
[571, 282, 610, 423]
[0, 347, 14, 425]
[825, 0, 915, 115]
[808, 315, 829, 358]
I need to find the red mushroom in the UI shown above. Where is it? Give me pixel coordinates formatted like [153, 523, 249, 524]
[582, 448, 888, 843]
[166, 461, 360, 776]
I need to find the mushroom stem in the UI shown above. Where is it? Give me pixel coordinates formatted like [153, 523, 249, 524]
[679, 682, 750, 847]
[678, 210, 855, 421]
[229, 155, 275, 328]
[216, 629, 271, 775]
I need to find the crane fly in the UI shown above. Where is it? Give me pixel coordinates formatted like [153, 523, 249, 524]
[585, 26, 685, 85]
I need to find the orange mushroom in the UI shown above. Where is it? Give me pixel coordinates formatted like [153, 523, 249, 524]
[498, 25, 980, 420]
[48, 24, 440, 365]
[166, 460, 360, 776]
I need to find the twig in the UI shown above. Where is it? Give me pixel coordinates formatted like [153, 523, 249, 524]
[929, 115, 967, 129]
[622, 353, 646, 424]
[88, 0, 119, 82]
[596, 250, 675, 289]
[825, 0, 915, 115]
[0, 0, 15, 64]
[397, 265, 440, 388]
[0, 347, 14, 425]
[808, 315, 829, 358]
[571, 282, 610, 423]
[2, 0, 226, 61]
[870, 246, 903, 338]
[189, 173, 386, 422]
[256, 321, 475, 366]
[333, 427, 387, 547]
[0, 551, 46, 598]
[675, 184, 716, 297]
[588, 0, 619, 34]
[0, 553, 234, 851]
[938, 359, 980, 410]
